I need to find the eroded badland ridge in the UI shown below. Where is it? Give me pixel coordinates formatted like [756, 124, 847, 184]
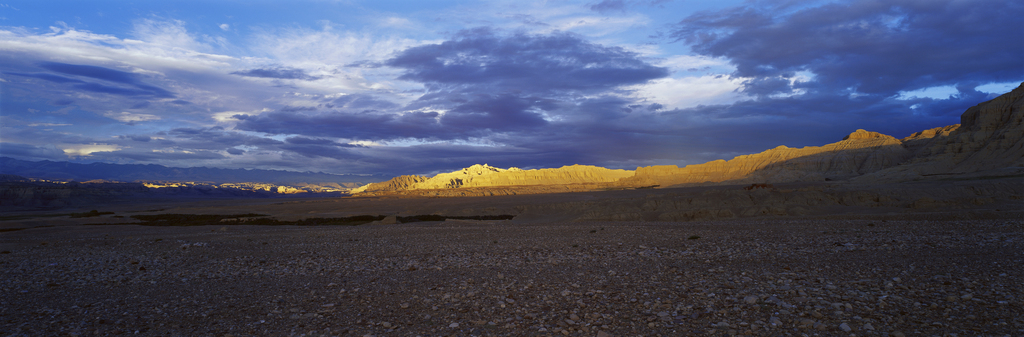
[356, 82, 1024, 197]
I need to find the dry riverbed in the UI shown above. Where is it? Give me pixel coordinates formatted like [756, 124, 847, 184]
[2, 217, 1022, 336]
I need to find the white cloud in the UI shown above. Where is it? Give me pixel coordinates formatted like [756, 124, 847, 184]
[348, 140, 383, 147]
[131, 18, 206, 51]
[634, 75, 747, 110]
[248, 25, 436, 95]
[976, 81, 1020, 94]
[897, 82, 1020, 100]
[219, 23, 230, 31]
[62, 143, 122, 156]
[896, 85, 958, 100]
[104, 111, 161, 123]
[0, 24, 236, 72]
[252, 25, 430, 66]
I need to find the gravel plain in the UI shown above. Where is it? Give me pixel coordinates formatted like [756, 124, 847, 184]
[2, 215, 1022, 337]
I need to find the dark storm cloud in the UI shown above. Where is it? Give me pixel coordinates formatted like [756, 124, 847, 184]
[234, 30, 674, 172]
[165, 127, 283, 150]
[387, 29, 669, 93]
[280, 136, 366, 159]
[230, 67, 322, 81]
[440, 93, 548, 130]
[234, 110, 446, 141]
[671, 0, 1024, 96]
[37, 62, 176, 98]
[740, 76, 796, 97]
[237, 93, 556, 142]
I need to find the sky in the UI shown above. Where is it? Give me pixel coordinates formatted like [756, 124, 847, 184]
[1, 0, 1022, 177]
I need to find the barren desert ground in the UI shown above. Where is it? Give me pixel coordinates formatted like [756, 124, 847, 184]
[2, 182, 1023, 337]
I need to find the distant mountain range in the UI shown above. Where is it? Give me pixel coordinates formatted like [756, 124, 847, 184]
[0, 157, 388, 186]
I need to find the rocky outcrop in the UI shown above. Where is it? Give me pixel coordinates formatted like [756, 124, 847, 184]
[414, 164, 516, 189]
[353, 164, 633, 194]
[452, 165, 632, 188]
[951, 83, 1024, 172]
[621, 129, 913, 187]
[901, 125, 960, 155]
[860, 82, 1024, 181]
[352, 175, 428, 193]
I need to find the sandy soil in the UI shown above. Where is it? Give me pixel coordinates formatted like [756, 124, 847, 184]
[1, 184, 1023, 336]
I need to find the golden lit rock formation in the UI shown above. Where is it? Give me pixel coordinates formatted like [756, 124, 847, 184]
[622, 129, 912, 187]
[353, 164, 633, 194]
[448, 164, 632, 188]
[352, 175, 428, 193]
[353, 82, 1023, 196]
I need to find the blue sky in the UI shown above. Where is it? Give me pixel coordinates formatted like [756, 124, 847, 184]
[1, 0, 1022, 177]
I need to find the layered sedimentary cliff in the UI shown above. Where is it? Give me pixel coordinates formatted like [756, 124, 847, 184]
[860, 82, 1024, 181]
